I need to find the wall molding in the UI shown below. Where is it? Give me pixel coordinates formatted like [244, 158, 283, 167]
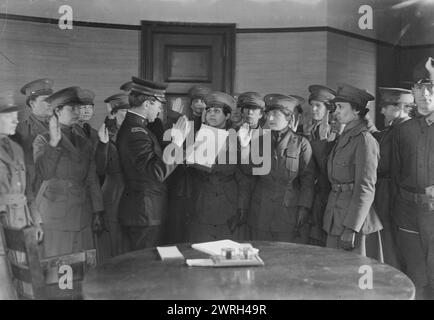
[0, 13, 141, 30]
[1, 13, 433, 49]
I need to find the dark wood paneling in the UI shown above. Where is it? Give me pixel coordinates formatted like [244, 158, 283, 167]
[398, 47, 434, 85]
[141, 21, 235, 94]
[375, 44, 400, 129]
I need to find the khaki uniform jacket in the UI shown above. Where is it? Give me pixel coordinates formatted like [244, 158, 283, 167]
[0, 136, 41, 300]
[33, 126, 103, 232]
[247, 128, 315, 232]
[0, 135, 41, 237]
[323, 119, 382, 236]
[12, 113, 49, 204]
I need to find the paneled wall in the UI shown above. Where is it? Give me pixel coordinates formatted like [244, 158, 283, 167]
[326, 32, 377, 122]
[1, 17, 411, 128]
[235, 31, 327, 95]
[0, 19, 140, 128]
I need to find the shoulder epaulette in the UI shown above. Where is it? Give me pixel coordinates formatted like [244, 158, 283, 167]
[131, 127, 148, 134]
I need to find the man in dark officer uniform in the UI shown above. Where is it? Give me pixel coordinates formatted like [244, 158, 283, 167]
[13, 79, 54, 202]
[120, 80, 166, 146]
[391, 58, 434, 299]
[372, 87, 413, 269]
[117, 76, 190, 250]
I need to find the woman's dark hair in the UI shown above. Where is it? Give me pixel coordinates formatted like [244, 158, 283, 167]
[349, 102, 369, 118]
[241, 106, 264, 115]
[206, 103, 232, 116]
[129, 91, 156, 108]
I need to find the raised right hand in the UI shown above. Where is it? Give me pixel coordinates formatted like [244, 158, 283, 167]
[48, 115, 62, 147]
[172, 115, 191, 147]
[238, 123, 252, 147]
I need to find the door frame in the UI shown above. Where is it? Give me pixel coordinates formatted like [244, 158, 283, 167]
[140, 20, 236, 94]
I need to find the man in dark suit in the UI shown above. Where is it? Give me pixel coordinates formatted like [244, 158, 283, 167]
[117, 77, 189, 250]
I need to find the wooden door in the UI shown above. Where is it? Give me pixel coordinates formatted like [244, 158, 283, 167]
[141, 21, 235, 122]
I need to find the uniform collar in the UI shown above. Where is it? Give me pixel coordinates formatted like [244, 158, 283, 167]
[424, 112, 434, 126]
[336, 119, 368, 149]
[126, 110, 149, 127]
[391, 116, 410, 127]
[31, 113, 49, 123]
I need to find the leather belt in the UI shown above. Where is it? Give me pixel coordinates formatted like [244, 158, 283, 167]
[0, 194, 27, 207]
[331, 183, 354, 192]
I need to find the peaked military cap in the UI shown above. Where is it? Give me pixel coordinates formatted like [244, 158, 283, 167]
[188, 85, 212, 100]
[204, 91, 236, 112]
[104, 93, 130, 113]
[308, 85, 336, 103]
[120, 81, 134, 92]
[264, 94, 300, 114]
[333, 83, 375, 109]
[45, 87, 82, 109]
[378, 87, 414, 106]
[78, 88, 95, 105]
[0, 92, 20, 113]
[237, 91, 265, 110]
[20, 78, 54, 107]
[289, 95, 305, 106]
[130, 76, 167, 103]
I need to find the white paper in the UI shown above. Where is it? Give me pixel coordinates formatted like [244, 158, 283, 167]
[185, 259, 214, 267]
[192, 124, 229, 168]
[191, 239, 257, 256]
[156, 246, 184, 260]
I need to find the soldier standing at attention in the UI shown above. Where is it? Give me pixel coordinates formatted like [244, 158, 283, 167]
[371, 87, 413, 269]
[391, 57, 434, 299]
[247, 94, 315, 242]
[116, 77, 190, 250]
[33, 87, 104, 257]
[323, 84, 383, 257]
[303, 85, 337, 247]
[13, 79, 54, 202]
[0, 92, 43, 299]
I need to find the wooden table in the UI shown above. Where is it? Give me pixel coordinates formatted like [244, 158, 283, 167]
[83, 241, 415, 300]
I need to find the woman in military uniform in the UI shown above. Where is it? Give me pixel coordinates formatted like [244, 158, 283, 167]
[189, 91, 250, 242]
[0, 93, 43, 299]
[33, 87, 104, 258]
[247, 94, 315, 242]
[323, 83, 383, 257]
[303, 85, 337, 246]
[94, 93, 129, 261]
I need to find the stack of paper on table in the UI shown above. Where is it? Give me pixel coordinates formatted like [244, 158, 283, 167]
[156, 246, 184, 260]
[191, 239, 258, 256]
